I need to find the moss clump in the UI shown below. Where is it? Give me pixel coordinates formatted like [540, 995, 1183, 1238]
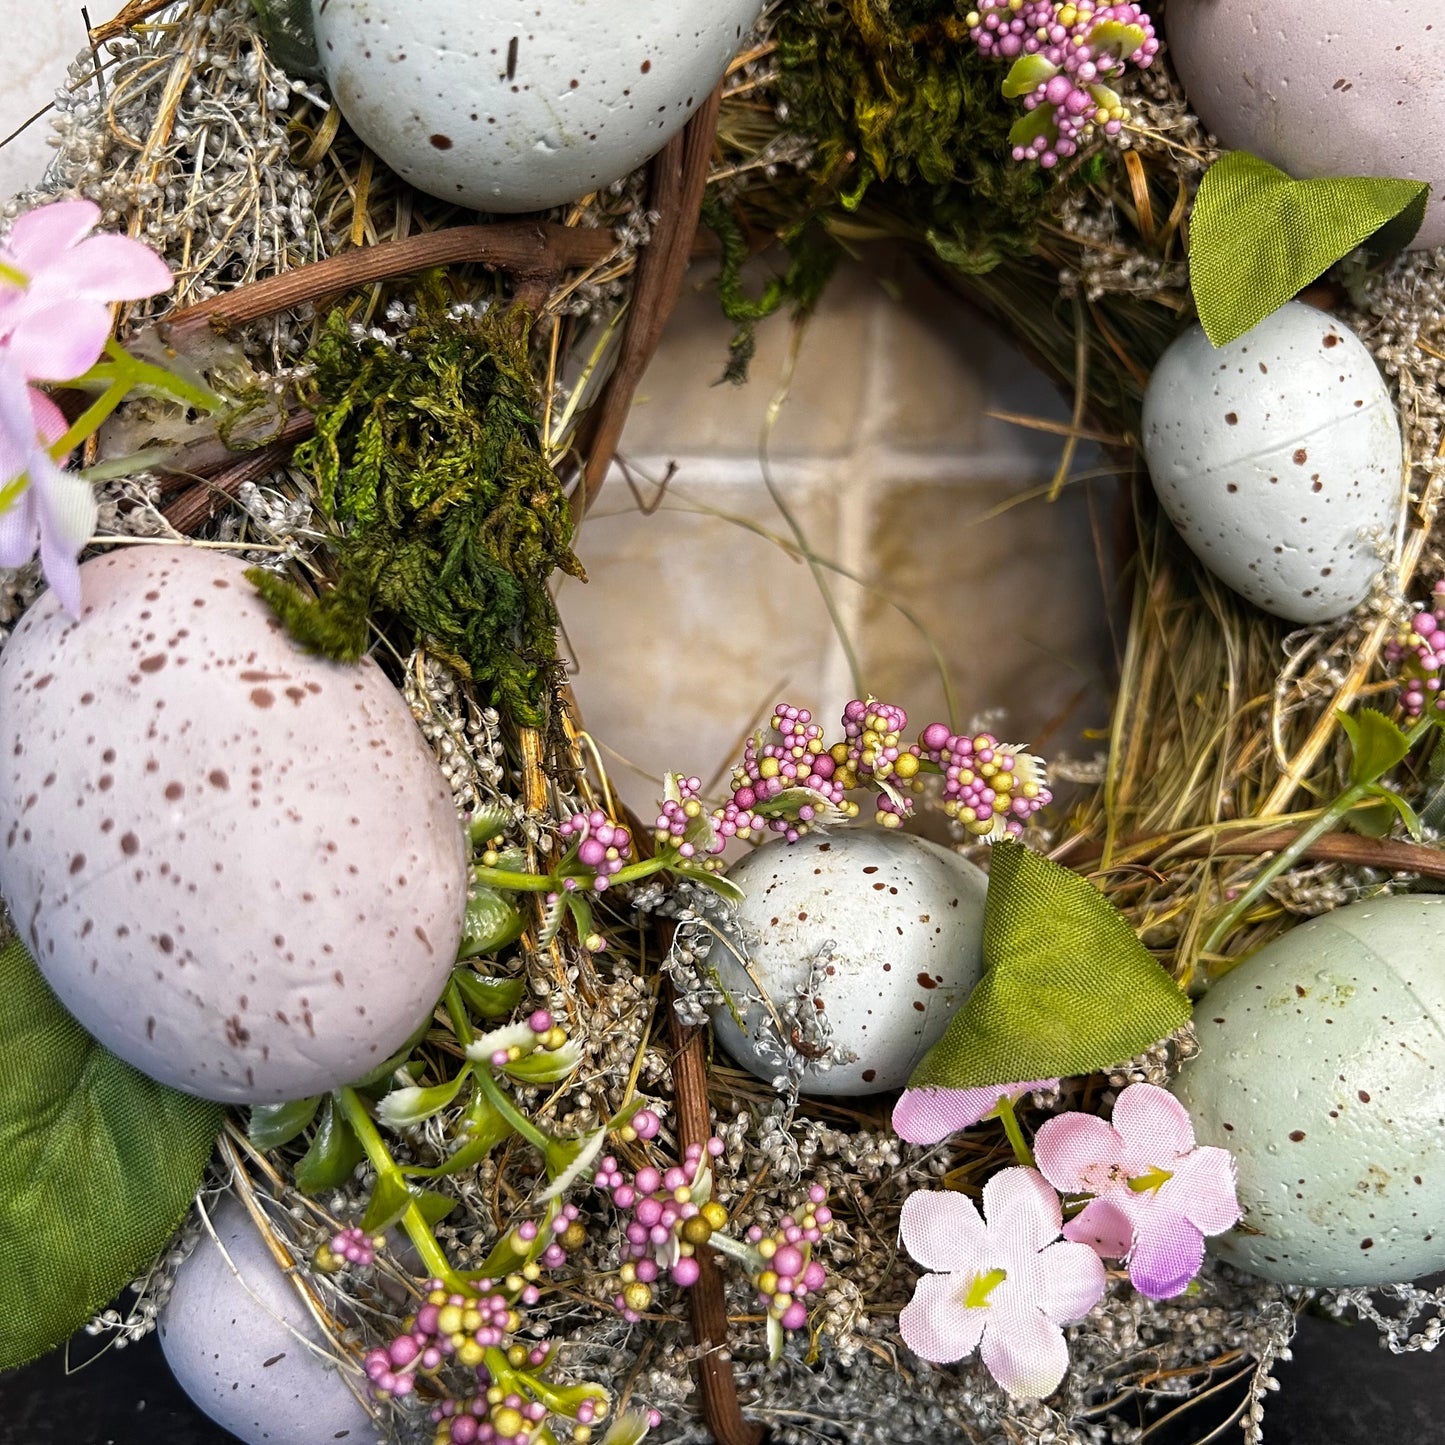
[775, 0, 1086, 274]
[250, 287, 582, 727]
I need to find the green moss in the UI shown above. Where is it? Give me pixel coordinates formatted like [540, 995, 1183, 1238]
[775, 0, 1066, 273]
[250, 284, 582, 727]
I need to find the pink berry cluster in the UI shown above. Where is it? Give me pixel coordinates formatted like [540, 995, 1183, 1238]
[967, 1, 1160, 167]
[913, 723, 1053, 839]
[745, 1186, 834, 1334]
[732, 705, 854, 842]
[315, 1225, 380, 1272]
[594, 1132, 727, 1320]
[557, 810, 632, 891]
[654, 774, 760, 860]
[1386, 581, 1445, 721]
[364, 1283, 526, 1400]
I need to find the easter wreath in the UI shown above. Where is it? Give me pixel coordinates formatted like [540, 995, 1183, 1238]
[3, 2, 1445, 1443]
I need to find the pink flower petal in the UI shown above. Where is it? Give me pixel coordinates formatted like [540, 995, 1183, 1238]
[978, 1301, 1070, 1399]
[1126, 1215, 1205, 1300]
[0, 492, 37, 569]
[892, 1081, 1057, 1144]
[1062, 1197, 1134, 1259]
[899, 1190, 990, 1274]
[2, 298, 112, 382]
[26, 387, 69, 449]
[899, 1270, 987, 1364]
[1161, 1145, 1240, 1237]
[1034, 1111, 1125, 1193]
[29, 232, 172, 303]
[1111, 1083, 1196, 1161]
[981, 1167, 1064, 1260]
[4, 199, 100, 266]
[1031, 1238, 1107, 1324]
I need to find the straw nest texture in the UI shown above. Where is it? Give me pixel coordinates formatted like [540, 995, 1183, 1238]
[9, 1, 1445, 1442]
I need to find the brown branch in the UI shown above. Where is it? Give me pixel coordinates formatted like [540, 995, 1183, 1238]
[162, 436, 304, 535]
[666, 978, 765, 1445]
[1075, 829, 1445, 882]
[88, 0, 174, 42]
[158, 223, 617, 346]
[576, 86, 724, 516]
[154, 405, 317, 495]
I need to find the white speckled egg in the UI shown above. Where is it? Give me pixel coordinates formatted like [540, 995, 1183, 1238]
[160, 1196, 382, 1445]
[1141, 302, 1401, 624]
[1167, 0, 1445, 250]
[0, 546, 468, 1104]
[707, 829, 988, 1096]
[312, 0, 764, 213]
[1172, 895, 1445, 1286]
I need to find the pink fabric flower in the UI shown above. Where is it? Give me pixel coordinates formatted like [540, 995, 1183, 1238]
[893, 1080, 1060, 1145]
[1033, 1083, 1240, 1300]
[899, 1168, 1106, 1399]
[0, 360, 94, 617]
[0, 198, 172, 382]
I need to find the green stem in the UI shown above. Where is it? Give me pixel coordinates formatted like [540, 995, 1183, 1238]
[995, 1095, 1035, 1169]
[49, 378, 132, 460]
[443, 978, 473, 1047]
[333, 1086, 470, 1293]
[102, 337, 225, 412]
[472, 1064, 553, 1154]
[472, 852, 674, 894]
[1200, 714, 1437, 962]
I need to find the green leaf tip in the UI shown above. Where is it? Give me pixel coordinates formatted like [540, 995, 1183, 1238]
[1338, 706, 1413, 787]
[1190, 151, 1429, 347]
[906, 840, 1190, 1091]
[0, 938, 222, 1369]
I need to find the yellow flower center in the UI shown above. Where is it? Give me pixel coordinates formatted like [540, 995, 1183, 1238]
[964, 1267, 1008, 1308]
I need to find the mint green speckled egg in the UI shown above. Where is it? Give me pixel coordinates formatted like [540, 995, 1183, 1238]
[1173, 895, 1445, 1286]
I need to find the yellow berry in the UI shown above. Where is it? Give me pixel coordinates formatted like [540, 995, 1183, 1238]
[894, 753, 919, 780]
[436, 1304, 464, 1336]
[680, 1215, 714, 1246]
[623, 1281, 653, 1312]
[702, 1202, 729, 1230]
[456, 1338, 485, 1368]
[508, 1344, 530, 1368]
[492, 1406, 526, 1439]
[758, 1270, 779, 1296]
[562, 1221, 588, 1252]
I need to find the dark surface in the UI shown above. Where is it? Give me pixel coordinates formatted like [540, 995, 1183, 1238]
[1, 1309, 1444, 1444]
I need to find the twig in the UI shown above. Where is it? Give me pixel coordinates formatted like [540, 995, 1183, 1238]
[665, 974, 765, 1445]
[576, 86, 724, 514]
[88, 0, 175, 42]
[162, 435, 305, 534]
[158, 223, 617, 345]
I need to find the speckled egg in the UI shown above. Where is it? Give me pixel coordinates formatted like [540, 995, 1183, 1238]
[1141, 302, 1402, 624]
[1167, 0, 1445, 250]
[159, 1195, 382, 1445]
[0, 546, 468, 1104]
[1172, 895, 1445, 1286]
[312, 0, 764, 213]
[707, 829, 988, 1096]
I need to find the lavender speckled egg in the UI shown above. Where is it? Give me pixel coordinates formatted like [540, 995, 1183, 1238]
[312, 0, 764, 213]
[1167, 0, 1445, 250]
[1173, 896, 1445, 1286]
[707, 829, 988, 1096]
[159, 1196, 382, 1445]
[1141, 303, 1402, 624]
[0, 545, 468, 1104]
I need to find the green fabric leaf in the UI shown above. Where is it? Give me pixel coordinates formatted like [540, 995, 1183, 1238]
[907, 842, 1191, 1091]
[1339, 707, 1414, 786]
[1190, 151, 1429, 347]
[451, 968, 526, 1020]
[456, 888, 525, 960]
[1363, 784, 1425, 842]
[0, 939, 222, 1368]
[360, 1172, 415, 1235]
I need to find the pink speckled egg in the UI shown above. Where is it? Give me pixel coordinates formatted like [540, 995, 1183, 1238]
[1167, 0, 1445, 250]
[312, 0, 764, 213]
[0, 545, 468, 1103]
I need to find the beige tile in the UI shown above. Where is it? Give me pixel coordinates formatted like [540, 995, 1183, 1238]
[618, 260, 878, 461]
[557, 475, 849, 822]
[852, 475, 1118, 756]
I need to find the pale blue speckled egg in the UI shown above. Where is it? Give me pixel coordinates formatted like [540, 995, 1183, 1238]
[1173, 895, 1445, 1286]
